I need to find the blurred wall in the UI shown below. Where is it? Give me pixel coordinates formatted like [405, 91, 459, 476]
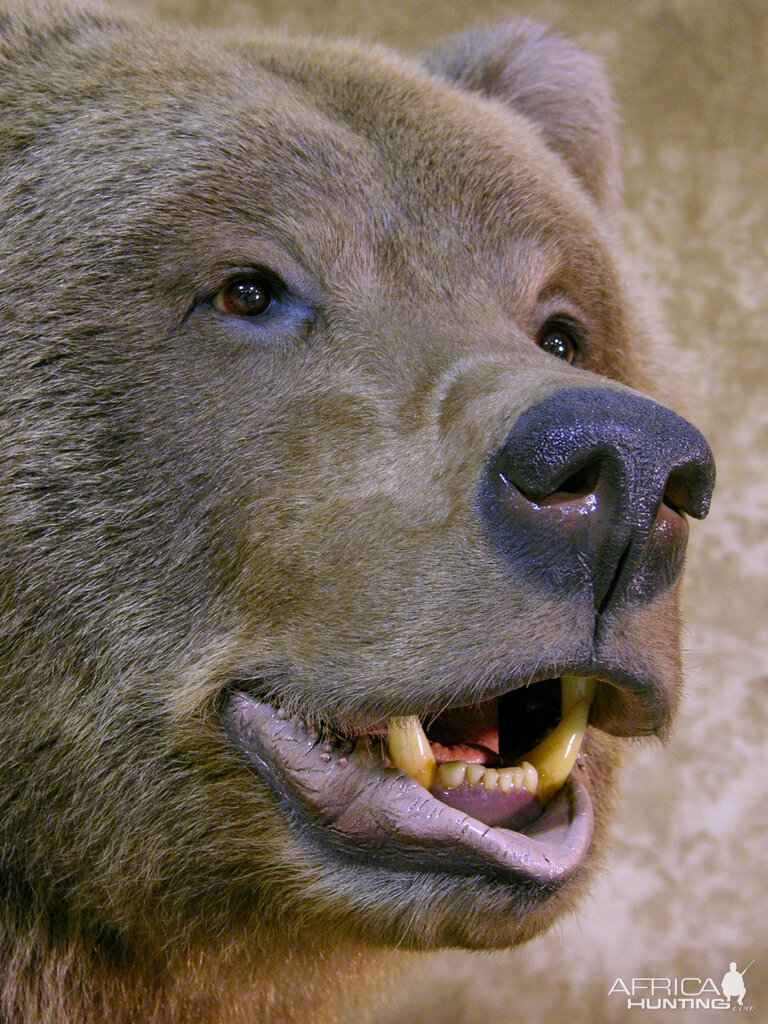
[117, 1, 768, 1020]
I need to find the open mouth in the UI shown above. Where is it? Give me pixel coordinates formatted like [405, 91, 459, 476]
[388, 675, 594, 827]
[222, 675, 598, 888]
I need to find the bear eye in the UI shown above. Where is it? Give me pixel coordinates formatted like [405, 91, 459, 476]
[537, 317, 582, 363]
[213, 272, 277, 319]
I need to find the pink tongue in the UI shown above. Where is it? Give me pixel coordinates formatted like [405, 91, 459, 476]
[430, 781, 542, 830]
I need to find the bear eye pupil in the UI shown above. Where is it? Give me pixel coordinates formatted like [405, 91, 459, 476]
[215, 275, 275, 318]
[537, 319, 580, 363]
[541, 332, 571, 360]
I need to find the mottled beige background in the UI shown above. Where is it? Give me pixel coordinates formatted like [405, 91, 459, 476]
[118, 0, 768, 1020]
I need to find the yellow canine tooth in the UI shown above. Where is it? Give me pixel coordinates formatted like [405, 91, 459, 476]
[521, 677, 595, 804]
[387, 716, 436, 789]
[522, 700, 589, 803]
[561, 675, 596, 715]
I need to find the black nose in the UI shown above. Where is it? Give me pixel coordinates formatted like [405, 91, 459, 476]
[481, 386, 715, 612]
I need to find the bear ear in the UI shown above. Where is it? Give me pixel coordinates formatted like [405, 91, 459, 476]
[423, 21, 620, 215]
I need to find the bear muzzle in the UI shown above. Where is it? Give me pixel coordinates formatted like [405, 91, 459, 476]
[481, 385, 716, 614]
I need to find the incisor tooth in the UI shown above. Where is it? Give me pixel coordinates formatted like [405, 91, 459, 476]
[520, 761, 538, 795]
[498, 766, 526, 792]
[522, 698, 590, 803]
[387, 716, 436, 788]
[437, 760, 467, 789]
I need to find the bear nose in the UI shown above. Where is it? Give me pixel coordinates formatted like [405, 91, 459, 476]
[482, 387, 716, 612]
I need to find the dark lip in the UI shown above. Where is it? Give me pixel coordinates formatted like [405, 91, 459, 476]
[330, 660, 672, 742]
[221, 690, 595, 888]
[226, 644, 673, 743]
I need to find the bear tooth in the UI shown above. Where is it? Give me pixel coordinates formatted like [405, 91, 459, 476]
[498, 766, 527, 793]
[387, 677, 595, 802]
[387, 716, 436, 788]
[437, 761, 467, 789]
[561, 675, 596, 715]
[520, 761, 538, 795]
[521, 694, 591, 803]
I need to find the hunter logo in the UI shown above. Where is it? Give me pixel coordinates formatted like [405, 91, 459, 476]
[722, 962, 754, 1008]
[609, 961, 756, 1012]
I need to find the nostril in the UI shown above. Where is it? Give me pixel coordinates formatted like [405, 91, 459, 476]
[511, 459, 602, 509]
[529, 460, 603, 511]
[498, 449, 603, 507]
[663, 466, 701, 517]
[556, 461, 601, 499]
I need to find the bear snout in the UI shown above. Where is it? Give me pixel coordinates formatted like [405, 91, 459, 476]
[481, 386, 716, 613]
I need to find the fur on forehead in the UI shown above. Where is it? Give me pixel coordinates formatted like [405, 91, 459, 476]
[424, 20, 620, 215]
[1, 5, 616, 234]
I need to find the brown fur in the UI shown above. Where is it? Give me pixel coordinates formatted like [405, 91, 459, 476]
[0, 2, 693, 1020]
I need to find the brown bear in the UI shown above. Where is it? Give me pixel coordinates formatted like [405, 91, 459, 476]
[0, 2, 715, 1022]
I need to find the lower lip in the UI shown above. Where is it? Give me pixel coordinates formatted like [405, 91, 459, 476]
[222, 692, 596, 887]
